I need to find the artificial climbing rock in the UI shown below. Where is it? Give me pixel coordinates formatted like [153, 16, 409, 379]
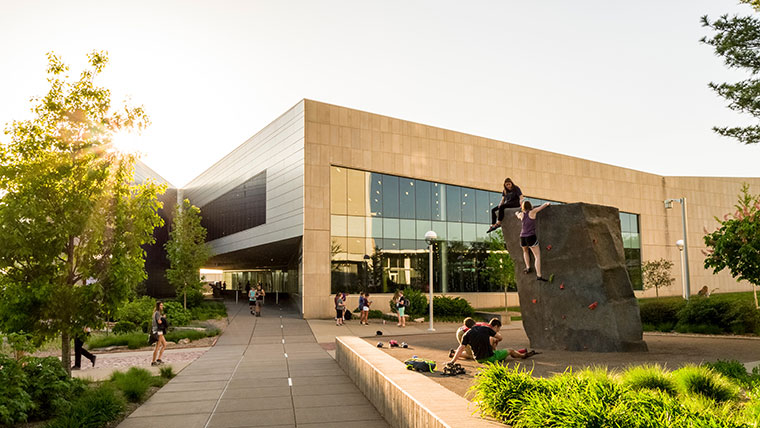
[501, 203, 648, 352]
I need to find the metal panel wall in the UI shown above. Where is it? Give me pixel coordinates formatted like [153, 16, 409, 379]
[183, 101, 305, 256]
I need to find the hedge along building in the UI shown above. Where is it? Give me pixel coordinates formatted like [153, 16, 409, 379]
[160, 99, 760, 319]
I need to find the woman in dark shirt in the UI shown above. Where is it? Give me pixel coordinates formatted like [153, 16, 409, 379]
[487, 178, 524, 233]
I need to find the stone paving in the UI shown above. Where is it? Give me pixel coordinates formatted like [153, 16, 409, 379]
[118, 300, 390, 428]
[71, 347, 207, 381]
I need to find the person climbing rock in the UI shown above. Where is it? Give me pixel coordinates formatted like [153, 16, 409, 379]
[516, 200, 551, 281]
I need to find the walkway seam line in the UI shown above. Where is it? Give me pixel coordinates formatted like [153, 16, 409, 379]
[203, 302, 256, 428]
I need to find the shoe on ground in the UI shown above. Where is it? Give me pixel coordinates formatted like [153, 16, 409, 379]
[523, 268, 532, 274]
[448, 348, 455, 358]
[92, 355, 96, 367]
[151, 361, 159, 366]
[537, 276, 548, 282]
[157, 359, 163, 365]
[71, 366, 81, 371]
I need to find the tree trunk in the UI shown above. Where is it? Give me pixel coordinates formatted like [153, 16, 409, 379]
[753, 284, 759, 310]
[655, 285, 659, 299]
[61, 331, 71, 376]
[184, 290, 187, 310]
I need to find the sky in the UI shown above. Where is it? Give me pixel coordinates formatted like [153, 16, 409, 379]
[1, 0, 758, 187]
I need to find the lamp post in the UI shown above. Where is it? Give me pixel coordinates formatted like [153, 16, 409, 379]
[424, 230, 437, 332]
[665, 198, 691, 300]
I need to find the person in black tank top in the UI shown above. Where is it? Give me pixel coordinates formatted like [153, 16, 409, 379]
[487, 178, 524, 233]
[515, 200, 551, 281]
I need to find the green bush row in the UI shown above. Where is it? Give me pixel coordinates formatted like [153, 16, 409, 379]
[385, 287, 475, 318]
[639, 295, 760, 335]
[115, 297, 226, 334]
[87, 326, 221, 350]
[471, 362, 760, 428]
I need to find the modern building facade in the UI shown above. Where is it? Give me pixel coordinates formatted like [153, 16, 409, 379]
[147, 99, 760, 319]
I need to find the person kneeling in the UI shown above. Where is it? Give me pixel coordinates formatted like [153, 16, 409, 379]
[448, 318, 534, 365]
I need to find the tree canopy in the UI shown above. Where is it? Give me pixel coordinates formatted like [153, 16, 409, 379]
[703, 183, 760, 308]
[165, 198, 210, 308]
[0, 51, 165, 372]
[701, 0, 760, 144]
[641, 258, 675, 299]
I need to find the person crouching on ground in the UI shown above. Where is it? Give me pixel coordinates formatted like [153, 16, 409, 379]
[516, 200, 551, 282]
[151, 301, 167, 366]
[449, 317, 477, 359]
[448, 318, 532, 365]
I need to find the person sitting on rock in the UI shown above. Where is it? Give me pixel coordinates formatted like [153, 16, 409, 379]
[448, 318, 534, 365]
[516, 200, 551, 281]
[487, 178, 524, 233]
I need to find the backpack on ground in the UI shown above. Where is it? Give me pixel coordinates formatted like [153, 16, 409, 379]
[404, 358, 436, 373]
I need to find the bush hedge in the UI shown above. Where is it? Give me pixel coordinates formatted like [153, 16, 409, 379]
[44, 384, 125, 428]
[115, 296, 156, 327]
[112, 320, 137, 335]
[163, 301, 191, 327]
[639, 294, 760, 335]
[388, 287, 428, 317]
[471, 363, 760, 428]
[433, 295, 475, 318]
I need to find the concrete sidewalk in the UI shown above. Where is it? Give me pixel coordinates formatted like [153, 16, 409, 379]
[118, 300, 390, 428]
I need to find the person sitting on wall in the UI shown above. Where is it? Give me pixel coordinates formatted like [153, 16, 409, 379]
[448, 318, 535, 365]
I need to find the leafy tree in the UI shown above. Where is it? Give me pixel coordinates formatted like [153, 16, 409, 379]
[0, 51, 165, 374]
[641, 258, 675, 298]
[701, 0, 760, 144]
[483, 230, 516, 291]
[703, 183, 760, 309]
[165, 198, 210, 309]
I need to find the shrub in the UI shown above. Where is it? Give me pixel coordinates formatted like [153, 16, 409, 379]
[638, 298, 684, 329]
[433, 295, 475, 318]
[159, 366, 175, 379]
[671, 365, 739, 402]
[469, 364, 546, 424]
[165, 327, 220, 343]
[45, 384, 125, 428]
[22, 356, 85, 420]
[87, 332, 148, 350]
[163, 301, 191, 327]
[0, 353, 32, 425]
[388, 287, 427, 317]
[620, 364, 678, 396]
[676, 297, 760, 335]
[184, 288, 205, 308]
[189, 301, 227, 320]
[110, 367, 153, 402]
[112, 320, 137, 335]
[703, 360, 758, 387]
[115, 296, 156, 326]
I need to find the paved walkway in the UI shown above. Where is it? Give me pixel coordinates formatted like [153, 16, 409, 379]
[118, 300, 390, 428]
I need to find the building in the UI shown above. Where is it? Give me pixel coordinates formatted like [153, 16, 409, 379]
[146, 99, 760, 318]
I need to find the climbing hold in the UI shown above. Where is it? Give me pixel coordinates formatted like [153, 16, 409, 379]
[532, 299, 537, 304]
[546, 244, 552, 251]
[593, 238, 597, 244]
[588, 301, 598, 310]
[549, 274, 555, 283]
[562, 315, 567, 320]
[560, 283, 565, 290]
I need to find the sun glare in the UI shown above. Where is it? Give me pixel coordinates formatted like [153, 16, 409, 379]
[109, 132, 144, 155]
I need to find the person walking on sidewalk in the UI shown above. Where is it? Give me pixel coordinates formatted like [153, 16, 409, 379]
[395, 290, 408, 327]
[254, 284, 265, 317]
[151, 301, 167, 366]
[72, 327, 96, 370]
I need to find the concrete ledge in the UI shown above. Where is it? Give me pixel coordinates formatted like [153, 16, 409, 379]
[336, 336, 502, 428]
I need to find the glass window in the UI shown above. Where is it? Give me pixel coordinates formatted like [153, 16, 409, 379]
[383, 218, 399, 239]
[331, 215, 347, 236]
[462, 223, 477, 242]
[415, 180, 432, 220]
[383, 239, 400, 251]
[400, 239, 417, 251]
[631, 214, 639, 233]
[370, 173, 383, 216]
[446, 185, 461, 222]
[432, 221, 447, 240]
[368, 217, 383, 239]
[448, 222, 462, 241]
[619, 213, 630, 233]
[347, 216, 364, 237]
[347, 169, 366, 216]
[476, 190, 491, 224]
[630, 233, 641, 249]
[382, 175, 399, 218]
[432, 183, 445, 220]
[400, 219, 416, 239]
[332, 237, 348, 260]
[400, 178, 416, 219]
[461, 188, 476, 223]
[416, 220, 432, 239]
[331, 167, 347, 215]
[490, 192, 502, 214]
[348, 237, 365, 255]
